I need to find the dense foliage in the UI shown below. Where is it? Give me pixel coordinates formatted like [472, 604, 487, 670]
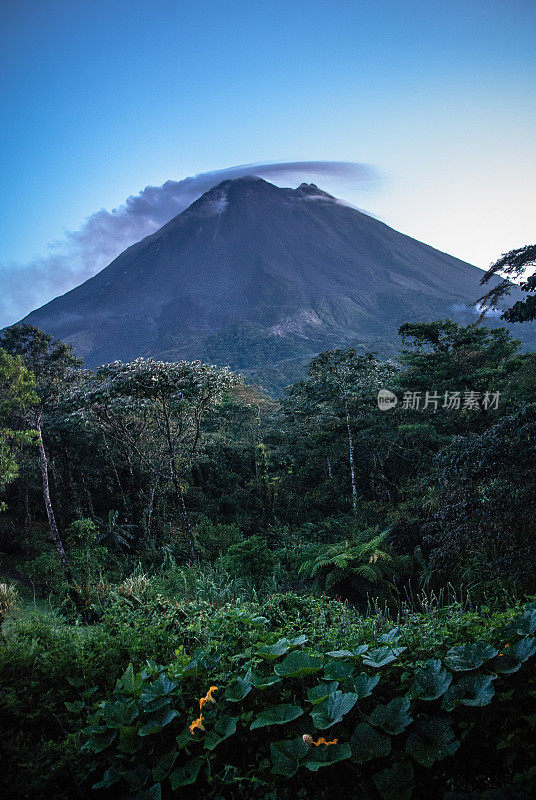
[1, 316, 536, 799]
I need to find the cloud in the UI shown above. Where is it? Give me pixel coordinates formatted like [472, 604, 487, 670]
[0, 160, 376, 327]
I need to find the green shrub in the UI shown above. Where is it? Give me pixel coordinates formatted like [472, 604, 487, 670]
[221, 535, 276, 585]
[194, 520, 243, 560]
[77, 601, 536, 799]
[25, 551, 64, 590]
[2, 591, 535, 800]
[66, 518, 99, 546]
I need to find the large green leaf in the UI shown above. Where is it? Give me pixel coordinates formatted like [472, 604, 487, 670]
[405, 717, 459, 767]
[92, 768, 121, 790]
[373, 762, 414, 800]
[324, 660, 354, 681]
[362, 646, 406, 668]
[515, 636, 536, 663]
[250, 704, 303, 730]
[303, 742, 352, 771]
[350, 722, 391, 763]
[152, 750, 178, 782]
[170, 758, 204, 788]
[444, 642, 498, 672]
[350, 672, 380, 699]
[491, 654, 521, 675]
[118, 725, 143, 754]
[102, 699, 139, 728]
[409, 659, 452, 700]
[204, 715, 238, 750]
[225, 674, 252, 702]
[144, 785, 161, 800]
[139, 673, 177, 703]
[377, 627, 401, 643]
[84, 728, 117, 753]
[325, 649, 355, 658]
[442, 674, 495, 711]
[514, 608, 536, 636]
[491, 636, 536, 673]
[256, 639, 290, 660]
[175, 728, 193, 750]
[307, 682, 340, 705]
[249, 672, 282, 689]
[120, 764, 149, 792]
[118, 663, 136, 694]
[138, 708, 179, 737]
[310, 691, 358, 729]
[288, 635, 308, 648]
[368, 698, 412, 735]
[274, 651, 323, 678]
[270, 738, 309, 777]
[64, 700, 85, 714]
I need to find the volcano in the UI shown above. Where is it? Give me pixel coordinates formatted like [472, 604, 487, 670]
[17, 177, 530, 390]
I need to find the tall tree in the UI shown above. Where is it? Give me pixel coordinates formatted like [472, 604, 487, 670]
[76, 358, 240, 558]
[0, 349, 38, 506]
[0, 325, 81, 576]
[284, 350, 398, 511]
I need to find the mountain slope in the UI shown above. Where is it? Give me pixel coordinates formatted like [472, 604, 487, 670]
[18, 177, 532, 388]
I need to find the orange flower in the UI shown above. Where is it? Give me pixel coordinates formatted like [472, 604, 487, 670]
[302, 734, 338, 746]
[199, 686, 219, 710]
[189, 714, 205, 734]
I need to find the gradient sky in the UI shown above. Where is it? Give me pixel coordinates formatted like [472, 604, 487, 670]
[1, 0, 535, 322]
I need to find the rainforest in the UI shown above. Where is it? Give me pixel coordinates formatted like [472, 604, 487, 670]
[1, 295, 536, 799]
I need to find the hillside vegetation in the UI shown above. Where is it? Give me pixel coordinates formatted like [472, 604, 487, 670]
[1, 313, 536, 799]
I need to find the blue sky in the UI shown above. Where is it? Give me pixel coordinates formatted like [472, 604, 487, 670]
[1, 0, 535, 323]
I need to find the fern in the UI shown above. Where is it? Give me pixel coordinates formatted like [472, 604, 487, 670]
[299, 528, 407, 599]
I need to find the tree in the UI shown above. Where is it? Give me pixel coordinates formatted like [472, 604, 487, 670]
[0, 325, 81, 577]
[0, 349, 38, 505]
[478, 244, 536, 323]
[427, 405, 536, 596]
[398, 320, 520, 430]
[75, 358, 240, 558]
[284, 350, 398, 511]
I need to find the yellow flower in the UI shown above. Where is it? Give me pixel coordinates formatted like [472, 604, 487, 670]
[189, 714, 205, 734]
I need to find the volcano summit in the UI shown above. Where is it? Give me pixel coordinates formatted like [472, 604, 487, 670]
[18, 177, 523, 389]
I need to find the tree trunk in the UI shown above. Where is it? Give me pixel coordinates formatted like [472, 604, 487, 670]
[35, 412, 73, 580]
[146, 480, 158, 537]
[345, 402, 358, 511]
[175, 477, 196, 560]
[160, 397, 196, 559]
